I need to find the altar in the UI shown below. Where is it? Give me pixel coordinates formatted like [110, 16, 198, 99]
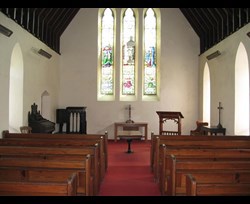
[114, 122, 148, 142]
[114, 104, 148, 153]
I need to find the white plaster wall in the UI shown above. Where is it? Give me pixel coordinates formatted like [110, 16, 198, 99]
[0, 12, 60, 134]
[60, 8, 199, 139]
[199, 23, 250, 135]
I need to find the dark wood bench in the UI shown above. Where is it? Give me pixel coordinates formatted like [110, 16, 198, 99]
[0, 156, 91, 196]
[0, 137, 105, 182]
[168, 155, 250, 196]
[186, 173, 250, 196]
[0, 172, 77, 196]
[3, 131, 108, 172]
[0, 145, 97, 195]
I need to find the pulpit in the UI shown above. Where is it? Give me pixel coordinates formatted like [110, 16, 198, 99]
[156, 111, 184, 135]
[28, 103, 55, 133]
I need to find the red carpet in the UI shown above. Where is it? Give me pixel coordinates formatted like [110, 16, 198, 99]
[98, 140, 161, 196]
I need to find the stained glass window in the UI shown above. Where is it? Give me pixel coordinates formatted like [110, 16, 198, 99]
[101, 8, 114, 95]
[122, 8, 136, 95]
[144, 8, 157, 95]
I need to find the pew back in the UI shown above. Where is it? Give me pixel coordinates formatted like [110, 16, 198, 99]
[159, 145, 250, 195]
[0, 146, 97, 195]
[0, 156, 90, 195]
[169, 155, 250, 196]
[0, 139, 101, 188]
[186, 174, 250, 196]
[3, 132, 108, 171]
[0, 172, 77, 196]
[153, 135, 250, 181]
[0, 133, 106, 179]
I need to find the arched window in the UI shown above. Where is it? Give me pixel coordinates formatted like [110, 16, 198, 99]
[98, 8, 115, 101]
[143, 8, 157, 96]
[121, 8, 136, 96]
[143, 8, 160, 101]
[98, 8, 160, 101]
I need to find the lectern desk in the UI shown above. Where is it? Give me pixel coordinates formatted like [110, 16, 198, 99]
[156, 111, 184, 135]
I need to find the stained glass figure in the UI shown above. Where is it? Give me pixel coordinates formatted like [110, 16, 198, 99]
[122, 8, 136, 95]
[144, 8, 157, 95]
[101, 8, 114, 95]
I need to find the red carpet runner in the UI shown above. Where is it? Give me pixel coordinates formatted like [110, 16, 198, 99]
[98, 140, 161, 196]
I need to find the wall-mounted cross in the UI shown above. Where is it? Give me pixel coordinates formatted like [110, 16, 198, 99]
[217, 102, 223, 128]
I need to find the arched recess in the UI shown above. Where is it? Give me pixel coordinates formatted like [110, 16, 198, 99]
[203, 62, 211, 124]
[235, 42, 249, 135]
[41, 90, 51, 120]
[9, 43, 24, 132]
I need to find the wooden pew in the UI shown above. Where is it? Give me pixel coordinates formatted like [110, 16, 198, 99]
[168, 155, 250, 196]
[151, 132, 250, 172]
[0, 137, 105, 183]
[3, 131, 108, 172]
[0, 156, 91, 196]
[0, 146, 97, 195]
[152, 134, 250, 181]
[186, 174, 250, 196]
[0, 133, 106, 179]
[0, 172, 77, 196]
[159, 144, 250, 195]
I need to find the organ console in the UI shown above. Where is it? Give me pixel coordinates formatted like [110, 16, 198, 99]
[56, 106, 87, 134]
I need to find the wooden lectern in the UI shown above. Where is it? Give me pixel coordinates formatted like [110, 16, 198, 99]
[156, 111, 184, 135]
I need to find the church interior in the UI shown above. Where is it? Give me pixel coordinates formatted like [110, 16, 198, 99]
[0, 8, 250, 196]
[1, 8, 250, 137]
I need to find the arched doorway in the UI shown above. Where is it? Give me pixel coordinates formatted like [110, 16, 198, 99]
[41, 90, 51, 120]
[9, 43, 23, 132]
[203, 62, 211, 124]
[235, 42, 249, 135]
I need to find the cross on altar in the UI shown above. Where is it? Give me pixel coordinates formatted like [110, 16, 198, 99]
[217, 102, 223, 128]
[125, 104, 134, 123]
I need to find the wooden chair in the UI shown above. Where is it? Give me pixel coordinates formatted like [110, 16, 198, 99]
[20, 126, 32, 133]
[190, 121, 208, 135]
